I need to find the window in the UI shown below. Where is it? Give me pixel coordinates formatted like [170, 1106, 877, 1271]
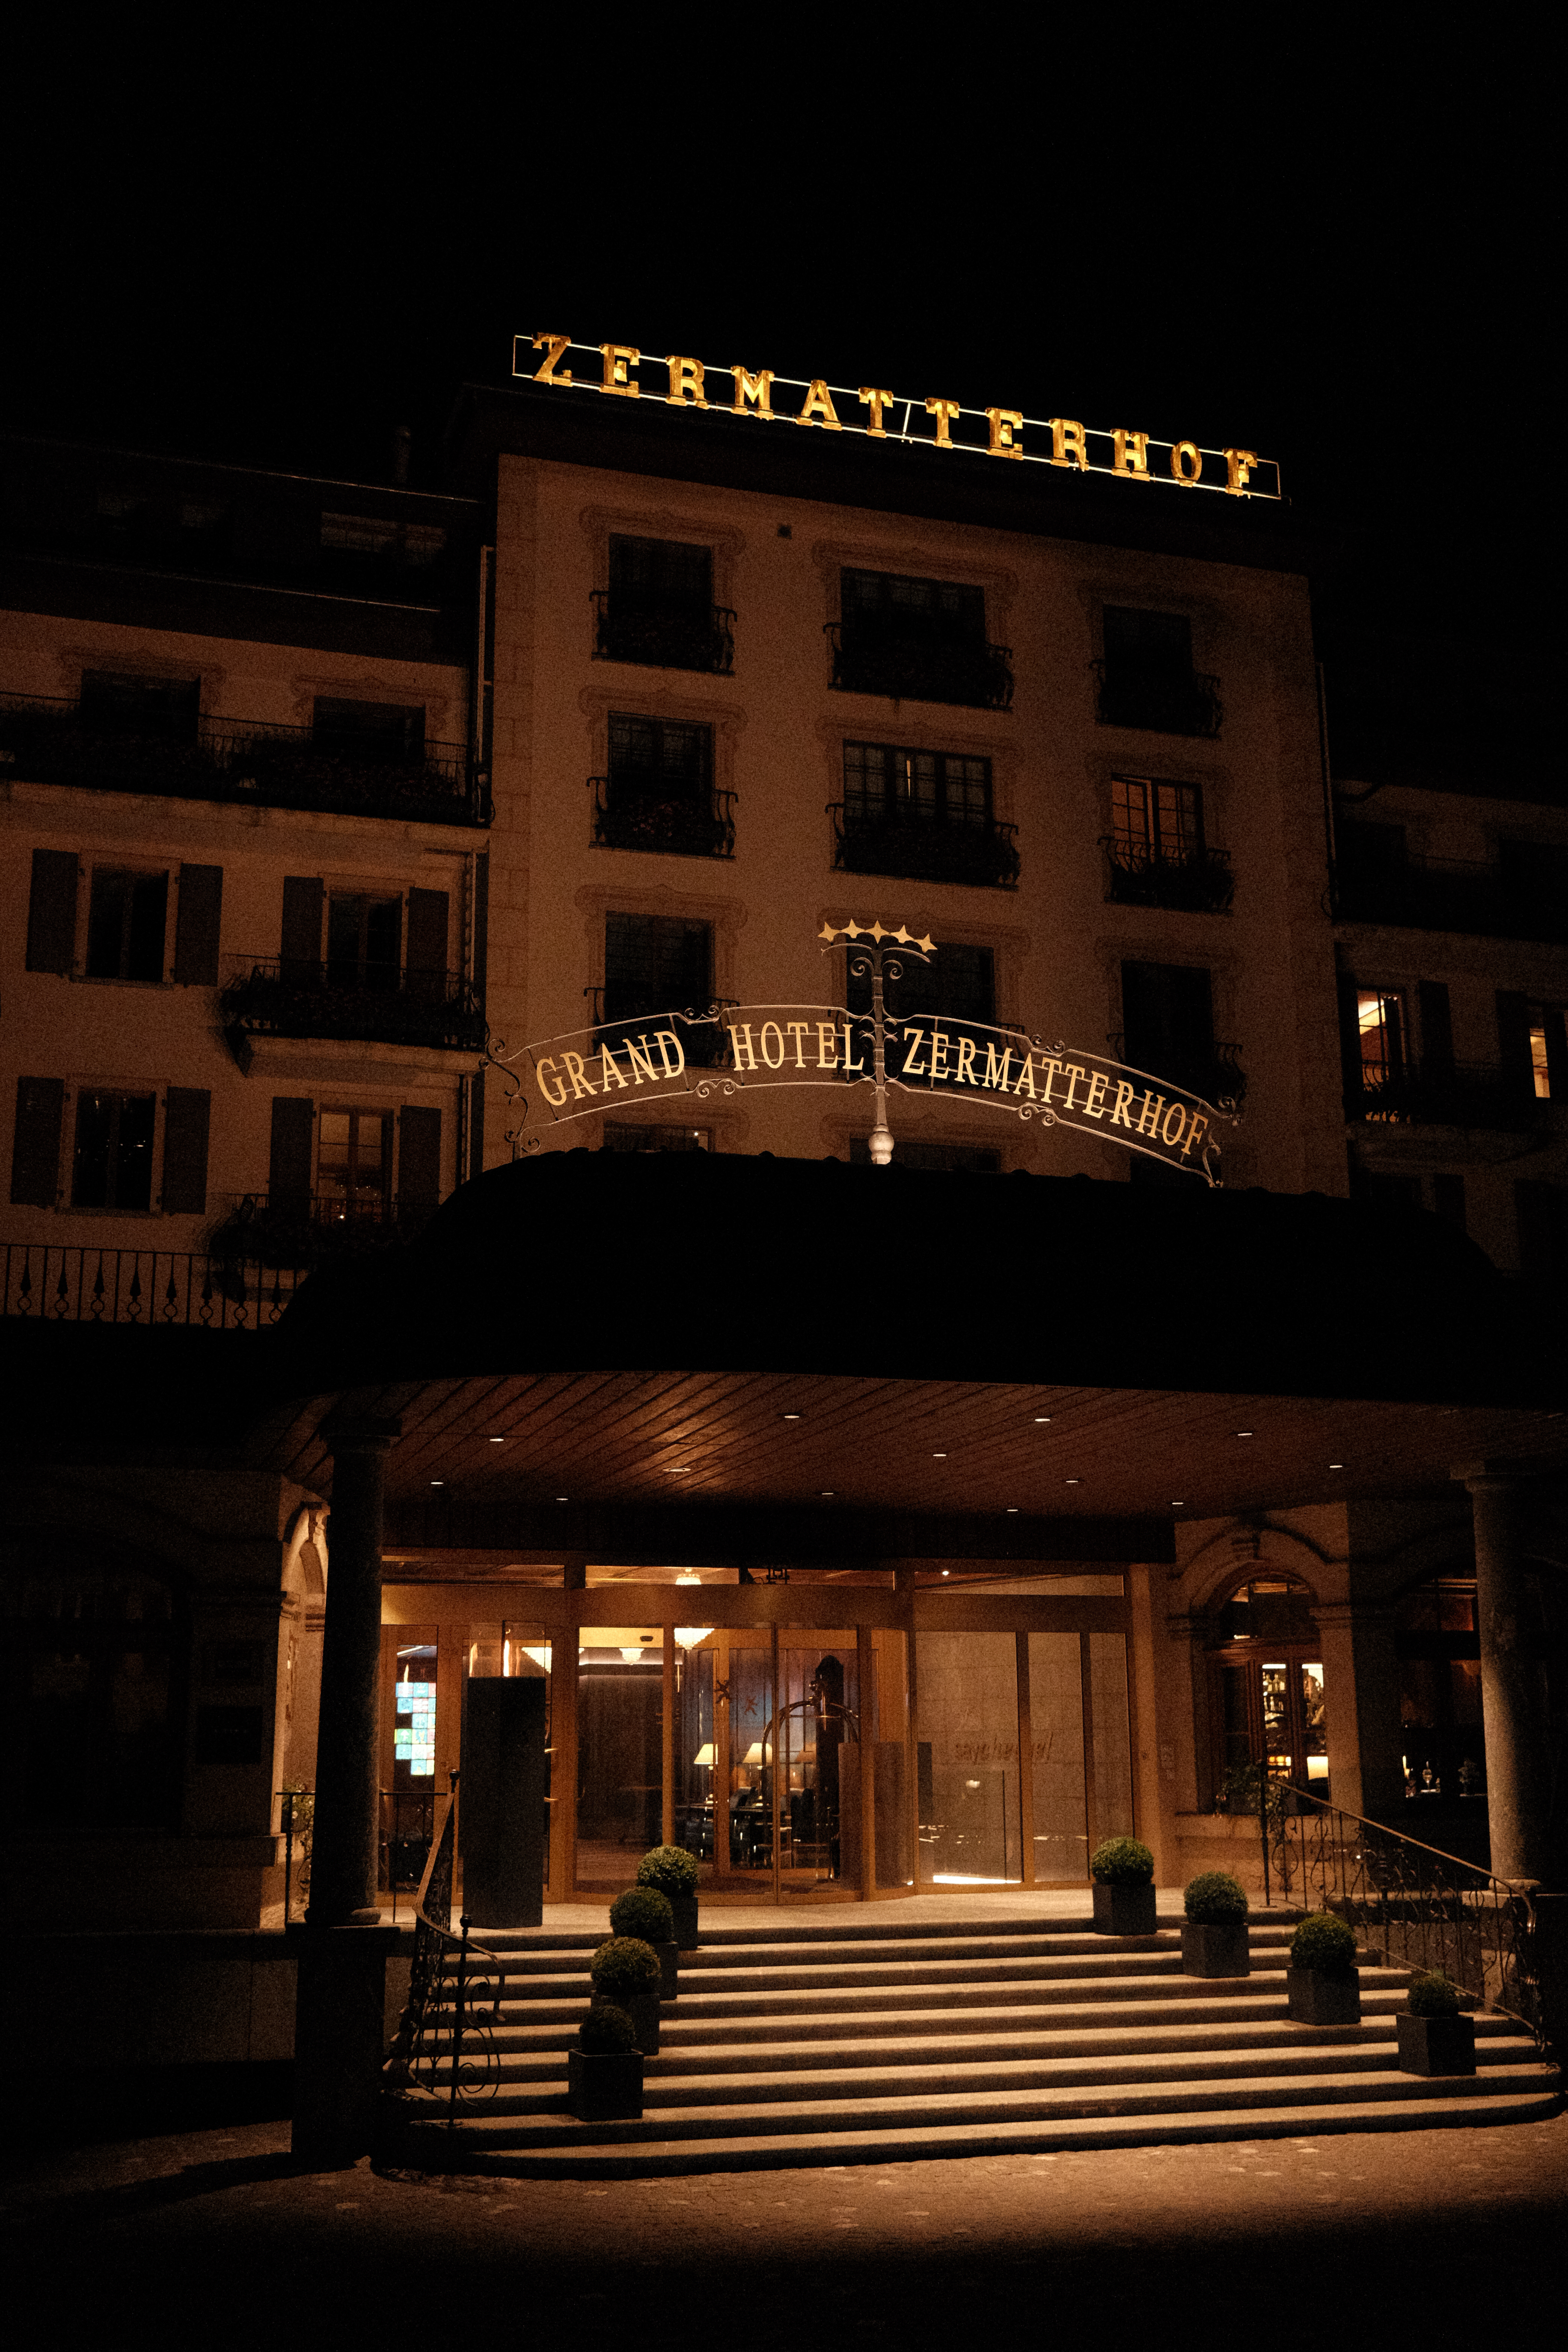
[1396, 1577, 1483, 1804]
[1209, 1576, 1327, 1802]
[4, 1545, 180, 1829]
[1355, 988, 1405, 1100]
[78, 671, 199, 741]
[608, 715, 712, 804]
[596, 537, 730, 675]
[71, 1089, 156, 1210]
[326, 893, 402, 991]
[609, 534, 712, 614]
[1112, 776, 1204, 863]
[844, 568, 985, 644]
[602, 1122, 711, 1153]
[603, 913, 712, 1026]
[1120, 960, 1239, 1102]
[85, 867, 168, 982]
[317, 1108, 392, 1222]
[312, 697, 426, 764]
[844, 743, 992, 831]
[847, 939, 995, 1026]
[1530, 1020, 1551, 1097]
[1097, 608, 1220, 737]
[831, 570, 1011, 709]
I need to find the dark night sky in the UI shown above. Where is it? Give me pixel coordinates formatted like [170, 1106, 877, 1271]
[6, 34, 1546, 726]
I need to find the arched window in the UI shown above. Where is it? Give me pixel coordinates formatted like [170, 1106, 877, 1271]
[5, 1541, 183, 1829]
[1208, 1575, 1328, 1802]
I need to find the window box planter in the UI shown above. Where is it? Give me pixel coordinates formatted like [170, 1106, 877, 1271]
[626, 1992, 661, 2055]
[1396, 2011, 1476, 2076]
[1286, 1966, 1361, 2025]
[567, 2048, 645, 2121]
[1093, 1882, 1157, 1936]
[1181, 1921, 1251, 1977]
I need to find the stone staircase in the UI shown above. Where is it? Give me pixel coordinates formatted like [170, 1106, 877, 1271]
[390, 1910, 1559, 2176]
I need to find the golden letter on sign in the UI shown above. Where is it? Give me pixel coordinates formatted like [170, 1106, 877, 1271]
[925, 397, 962, 448]
[928, 1028, 952, 1081]
[1048, 419, 1089, 470]
[600, 344, 640, 396]
[1112, 430, 1150, 479]
[1062, 1063, 1087, 1110]
[1170, 441, 1202, 484]
[1040, 1057, 1064, 1103]
[954, 1037, 978, 1086]
[655, 1031, 686, 1078]
[667, 355, 707, 408]
[859, 388, 895, 436]
[1012, 1053, 1037, 1100]
[1181, 1112, 1210, 1161]
[901, 1027, 928, 1078]
[535, 1055, 567, 1109]
[816, 1022, 839, 1069]
[1134, 1090, 1165, 1136]
[784, 1021, 810, 1068]
[1161, 1100, 1188, 1148]
[732, 366, 775, 417]
[530, 332, 573, 386]
[727, 1023, 757, 1072]
[1223, 448, 1259, 495]
[981, 1041, 1015, 1092]
[760, 1022, 786, 1070]
[842, 1023, 866, 1075]
[986, 407, 1024, 458]
[1109, 1080, 1135, 1129]
[798, 381, 842, 431]
[597, 1043, 629, 1091]
[625, 1035, 660, 1085]
[561, 1050, 597, 1100]
[1083, 1070, 1109, 1119]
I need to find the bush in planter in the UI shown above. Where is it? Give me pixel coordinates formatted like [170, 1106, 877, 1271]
[568, 2000, 644, 2121]
[1398, 1970, 1475, 2076]
[1089, 1837, 1157, 1936]
[637, 1845, 701, 1946]
[1286, 1910, 1361, 2024]
[590, 1936, 663, 2053]
[1180, 1871, 1250, 1978]
[610, 1886, 678, 1998]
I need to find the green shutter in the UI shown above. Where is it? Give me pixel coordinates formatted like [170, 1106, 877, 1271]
[173, 864, 224, 985]
[163, 1088, 212, 1214]
[399, 1106, 442, 1210]
[25, 850, 79, 975]
[11, 1076, 64, 1205]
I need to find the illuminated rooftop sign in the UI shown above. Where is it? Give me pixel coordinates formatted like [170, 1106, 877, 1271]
[514, 334, 1281, 501]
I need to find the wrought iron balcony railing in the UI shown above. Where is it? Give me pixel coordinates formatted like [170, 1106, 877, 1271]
[219, 960, 486, 1055]
[1334, 854, 1568, 945]
[0, 692, 490, 827]
[206, 1191, 436, 1269]
[1092, 662, 1223, 739]
[590, 591, 736, 675]
[1348, 1059, 1544, 1132]
[1107, 1033, 1248, 1108]
[588, 774, 737, 859]
[826, 624, 1015, 712]
[830, 802, 1021, 890]
[0, 1240, 304, 1328]
[585, 989, 738, 1069]
[1102, 838, 1235, 913]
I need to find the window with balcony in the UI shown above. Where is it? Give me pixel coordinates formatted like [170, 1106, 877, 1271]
[219, 878, 480, 1056]
[1095, 608, 1220, 738]
[1104, 776, 1232, 911]
[71, 1089, 156, 1211]
[829, 569, 1013, 710]
[1340, 979, 1545, 1130]
[78, 670, 200, 742]
[85, 867, 168, 982]
[1118, 960, 1244, 1107]
[833, 742, 1019, 889]
[312, 697, 426, 764]
[847, 938, 995, 1027]
[594, 536, 733, 674]
[592, 715, 733, 859]
[326, 892, 402, 992]
[597, 913, 727, 1070]
[317, 1108, 392, 1222]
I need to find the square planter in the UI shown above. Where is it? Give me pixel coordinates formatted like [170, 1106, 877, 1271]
[653, 1939, 680, 2001]
[1286, 1966, 1361, 2025]
[1181, 1920, 1251, 1978]
[668, 1894, 699, 1949]
[626, 1991, 661, 2055]
[567, 2047, 644, 2121]
[1397, 2011, 1476, 2076]
[1093, 1881, 1157, 1936]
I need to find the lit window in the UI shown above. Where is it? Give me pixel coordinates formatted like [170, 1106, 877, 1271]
[1357, 989, 1404, 1086]
[1111, 777, 1204, 865]
[317, 1108, 391, 1221]
[1529, 1023, 1551, 1099]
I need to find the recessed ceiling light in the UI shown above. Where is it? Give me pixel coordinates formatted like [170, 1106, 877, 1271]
[1172, 1501, 1185, 1508]
[666, 1466, 692, 1476]
[1236, 1431, 1254, 1438]
[489, 1437, 505, 1445]
[1034, 1416, 1052, 1423]
[1065, 1477, 1081, 1485]
[933, 1451, 947, 1458]
[782, 1413, 802, 1421]
[820, 1489, 835, 1498]
[430, 1480, 444, 1487]
[942, 1569, 950, 1577]
[1329, 1462, 1344, 1470]
[555, 1494, 569, 1502]
[1006, 1507, 1019, 1514]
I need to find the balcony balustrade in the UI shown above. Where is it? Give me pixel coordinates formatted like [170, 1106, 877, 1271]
[585, 989, 738, 1070]
[219, 960, 486, 1056]
[0, 1239, 306, 1328]
[1093, 662, 1223, 739]
[0, 692, 489, 827]
[1334, 853, 1568, 945]
[1108, 1033, 1248, 1107]
[1348, 1060, 1545, 1132]
[826, 623, 1014, 712]
[588, 774, 737, 859]
[590, 591, 735, 675]
[206, 1191, 435, 1270]
[829, 802, 1021, 890]
[1102, 838, 1235, 913]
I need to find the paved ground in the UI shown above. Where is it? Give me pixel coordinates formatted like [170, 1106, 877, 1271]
[6, 2108, 1565, 2344]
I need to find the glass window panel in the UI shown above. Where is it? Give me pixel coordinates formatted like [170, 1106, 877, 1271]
[1087, 1632, 1135, 1844]
[1029, 1633, 1088, 1882]
[915, 1631, 1021, 1884]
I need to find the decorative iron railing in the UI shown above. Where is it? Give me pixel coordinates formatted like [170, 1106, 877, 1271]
[1348, 1060, 1544, 1132]
[383, 1790, 503, 2122]
[583, 989, 738, 1069]
[1092, 661, 1223, 738]
[829, 802, 1021, 890]
[0, 692, 490, 828]
[826, 623, 1015, 712]
[206, 1193, 435, 1271]
[588, 773, 737, 859]
[1105, 1033, 1248, 1109]
[1102, 838, 1235, 914]
[591, 591, 735, 675]
[0, 1242, 306, 1327]
[219, 959, 486, 1055]
[1260, 1775, 1543, 2043]
[1334, 851, 1568, 944]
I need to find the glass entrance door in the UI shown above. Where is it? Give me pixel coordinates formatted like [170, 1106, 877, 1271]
[576, 1626, 664, 1890]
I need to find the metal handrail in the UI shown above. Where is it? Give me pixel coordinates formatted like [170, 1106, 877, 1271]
[1260, 1772, 1543, 2043]
[383, 1783, 502, 2123]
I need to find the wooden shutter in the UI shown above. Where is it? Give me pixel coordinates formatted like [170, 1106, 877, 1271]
[1336, 975, 1364, 1109]
[1417, 980, 1454, 1079]
[25, 850, 79, 974]
[11, 1076, 64, 1205]
[173, 864, 224, 985]
[399, 1105, 442, 1210]
[1496, 989, 1533, 1099]
[1544, 1008, 1568, 1102]
[163, 1087, 212, 1213]
[269, 1096, 314, 1205]
[405, 887, 449, 1001]
[473, 853, 489, 996]
[280, 876, 324, 977]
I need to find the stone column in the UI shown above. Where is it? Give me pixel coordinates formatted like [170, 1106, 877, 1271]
[308, 1418, 400, 1926]
[1463, 1473, 1551, 1884]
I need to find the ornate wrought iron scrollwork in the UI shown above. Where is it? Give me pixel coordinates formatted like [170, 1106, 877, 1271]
[383, 1794, 504, 2118]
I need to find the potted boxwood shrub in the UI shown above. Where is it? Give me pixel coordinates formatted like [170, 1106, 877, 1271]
[637, 1845, 700, 1948]
[1397, 1971, 1476, 2077]
[610, 1886, 678, 1999]
[567, 2000, 644, 2121]
[590, 1935, 663, 2054]
[1181, 1871, 1251, 1977]
[1090, 1837, 1157, 1936]
[1286, 1909, 1361, 2024]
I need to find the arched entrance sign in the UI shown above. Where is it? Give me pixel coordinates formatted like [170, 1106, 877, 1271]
[489, 919, 1240, 1183]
